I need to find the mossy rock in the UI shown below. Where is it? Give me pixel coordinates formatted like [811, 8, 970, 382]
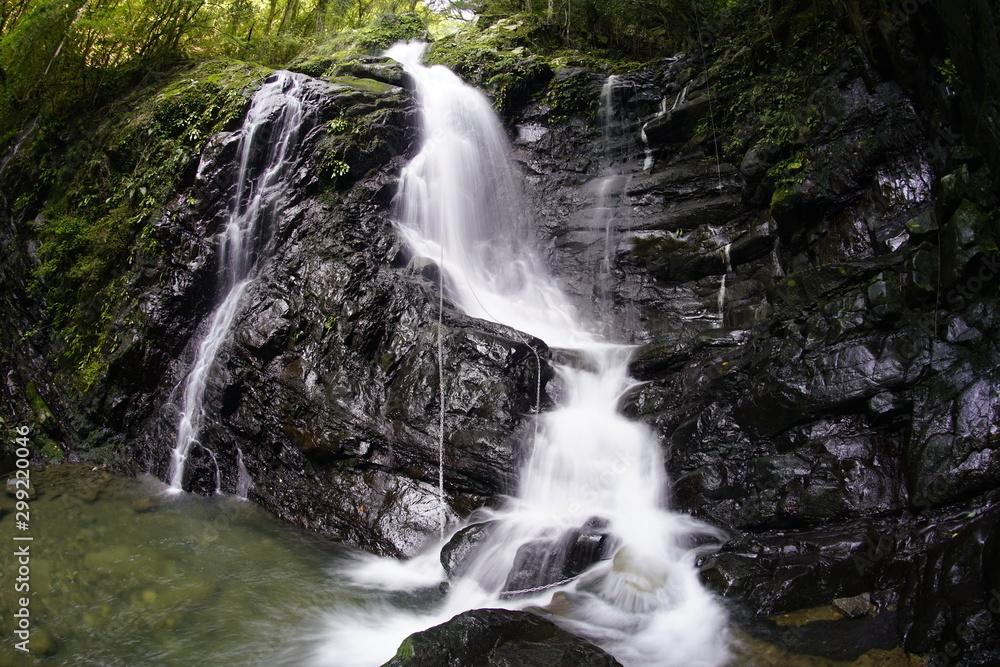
[426, 37, 552, 115]
[328, 74, 397, 94]
[542, 68, 602, 123]
[33, 59, 270, 391]
[288, 55, 344, 78]
[357, 13, 430, 53]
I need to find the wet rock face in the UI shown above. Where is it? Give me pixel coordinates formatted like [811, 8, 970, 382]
[503, 36, 1000, 664]
[381, 608, 623, 667]
[3, 13, 996, 663]
[89, 69, 552, 558]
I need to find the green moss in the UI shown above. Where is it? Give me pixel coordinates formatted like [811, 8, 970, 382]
[394, 637, 415, 659]
[705, 2, 851, 159]
[378, 352, 395, 373]
[328, 74, 396, 94]
[426, 30, 552, 115]
[423, 14, 656, 119]
[357, 13, 429, 53]
[25, 382, 55, 428]
[542, 69, 599, 124]
[770, 183, 797, 209]
[32, 59, 270, 391]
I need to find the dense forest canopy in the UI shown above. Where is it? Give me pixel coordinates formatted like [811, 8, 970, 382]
[0, 0, 737, 146]
[0, 0, 429, 140]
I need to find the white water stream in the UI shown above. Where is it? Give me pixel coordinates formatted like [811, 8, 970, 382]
[306, 43, 730, 667]
[168, 71, 318, 492]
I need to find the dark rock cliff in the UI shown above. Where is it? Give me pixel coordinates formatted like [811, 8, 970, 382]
[118, 72, 552, 558]
[1, 1, 998, 663]
[488, 2, 999, 662]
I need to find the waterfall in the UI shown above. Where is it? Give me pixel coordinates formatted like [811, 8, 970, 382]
[717, 243, 732, 325]
[168, 71, 319, 492]
[308, 43, 730, 667]
[588, 75, 635, 330]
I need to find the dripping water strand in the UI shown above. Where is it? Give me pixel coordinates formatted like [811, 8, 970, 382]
[202, 445, 221, 495]
[498, 573, 582, 598]
[693, 1, 723, 191]
[717, 242, 732, 323]
[437, 227, 446, 540]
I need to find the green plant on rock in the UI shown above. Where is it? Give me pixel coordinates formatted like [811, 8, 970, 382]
[328, 117, 351, 133]
[328, 159, 351, 177]
[29, 60, 269, 391]
[708, 1, 850, 158]
[936, 58, 960, 88]
[357, 12, 429, 52]
[542, 70, 598, 123]
[771, 150, 809, 186]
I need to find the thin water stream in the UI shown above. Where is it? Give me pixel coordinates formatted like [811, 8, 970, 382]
[169, 71, 322, 494]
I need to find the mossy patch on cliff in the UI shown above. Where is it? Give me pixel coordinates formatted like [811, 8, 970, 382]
[705, 1, 852, 160]
[31, 59, 270, 392]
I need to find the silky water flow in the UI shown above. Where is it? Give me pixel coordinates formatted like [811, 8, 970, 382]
[167, 71, 321, 494]
[304, 43, 731, 667]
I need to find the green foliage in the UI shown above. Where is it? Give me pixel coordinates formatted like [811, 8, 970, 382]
[356, 12, 428, 51]
[771, 150, 809, 186]
[29, 59, 267, 390]
[427, 19, 553, 114]
[0, 0, 206, 144]
[0, 0, 434, 145]
[542, 70, 599, 123]
[936, 57, 960, 88]
[708, 1, 850, 159]
[327, 158, 351, 177]
[463, 0, 730, 59]
[327, 116, 350, 133]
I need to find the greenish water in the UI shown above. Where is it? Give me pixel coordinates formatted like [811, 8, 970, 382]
[0, 464, 363, 666]
[0, 465, 920, 667]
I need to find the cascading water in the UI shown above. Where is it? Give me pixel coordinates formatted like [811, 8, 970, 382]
[589, 75, 636, 327]
[306, 43, 730, 667]
[168, 71, 319, 493]
[717, 242, 732, 325]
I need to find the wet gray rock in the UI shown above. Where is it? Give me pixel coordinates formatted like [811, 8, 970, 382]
[82, 70, 554, 558]
[499, 31, 1000, 663]
[441, 521, 496, 578]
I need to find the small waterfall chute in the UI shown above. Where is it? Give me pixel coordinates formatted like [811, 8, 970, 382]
[168, 71, 321, 493]
[305, 43, 731, 667]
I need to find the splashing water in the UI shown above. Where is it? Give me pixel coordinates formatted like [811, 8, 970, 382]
[168, 71, 320, 492]
[717, 242, 732, 325]
[590, 74, 637, 329]
[304, 43, 731, 666]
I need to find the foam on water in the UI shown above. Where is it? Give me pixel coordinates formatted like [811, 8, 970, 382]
[303, 42, 731, 666]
